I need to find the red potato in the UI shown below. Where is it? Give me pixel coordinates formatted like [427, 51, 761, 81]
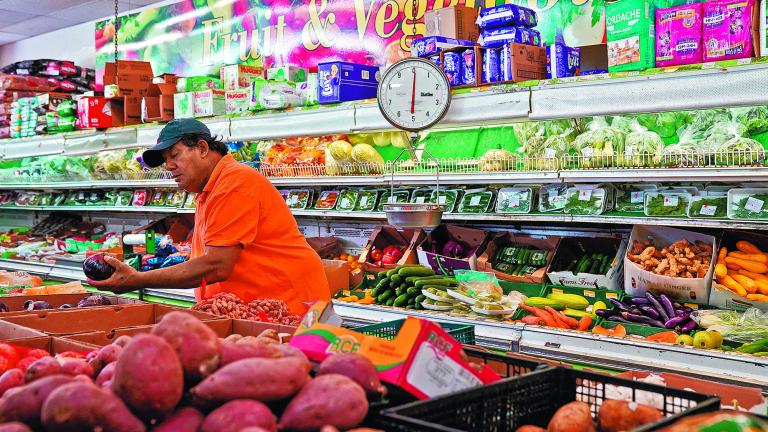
[0, 370, 24, 397]
[317, 353, 387, 396]
[547, 401, 595, 432]
[0, 422, 31, 432]
[220, 340, 283, 366]
[201, 400, 277, 432]
[112, 335, 133, 347]
[516, 426, 546, 432]
[0, 375, 77, 425]
[151, 407, 205, 432]
[60, 359, 94, 378]
[598, 400, 663, 432]
[223, 334, 243, 343]
[191, 356, 309, 403]
[279, 374, 368, 431]
[89, 344, 123, 376]
[112, 334, 183, 420]
[95, 362, 115, 387]
[41, 381, 145, 432]
[151, 311, 221, 379]
[23, 357, 62, 383]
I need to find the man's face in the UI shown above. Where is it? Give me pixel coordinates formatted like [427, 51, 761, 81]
[163, 141, 207, 193]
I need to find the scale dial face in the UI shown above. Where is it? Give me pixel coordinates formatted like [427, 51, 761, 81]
[377, 58, 451, 132]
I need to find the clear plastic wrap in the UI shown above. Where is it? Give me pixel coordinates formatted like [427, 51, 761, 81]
[571, 117, 626, 168]
[622, 120, 664, 167]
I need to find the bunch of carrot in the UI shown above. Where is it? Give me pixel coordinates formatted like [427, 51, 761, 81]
[715, 241, 768, 302]
[519, 305, 592, 331]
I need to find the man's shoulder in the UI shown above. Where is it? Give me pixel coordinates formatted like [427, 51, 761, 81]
[218, 159, 268, 188]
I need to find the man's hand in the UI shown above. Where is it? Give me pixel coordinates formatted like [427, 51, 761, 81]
[86, 255, 142, 294]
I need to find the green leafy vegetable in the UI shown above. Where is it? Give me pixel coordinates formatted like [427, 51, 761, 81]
[688, 197, 727, 218]
[645, 194, 690, 216]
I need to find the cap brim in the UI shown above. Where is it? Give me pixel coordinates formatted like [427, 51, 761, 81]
[142, 138, 178, 168]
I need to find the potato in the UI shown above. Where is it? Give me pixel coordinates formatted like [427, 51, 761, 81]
[0, 375, 76, 425]
[95, 362, 115, 387]
[41, 381, 145, 432]
[151, 407, 204, 432]
[112, 334, 183, 420]
[516, 426, 546, 432]
[151, 311, 221, 379]
[23, 357, 62, 383]
[112, 335, 133, 348]
[237, 336, 269, 346]
[317, 353, 386, 396]
[598, 400, 663, 432]
[191, 356, 309, 403]
[223, 334, 243, 343]
[0, 422, 31, 432]
[220, 340, 283, 366]
[89, 344, 123, 376]
[547, 401, 595, 432]
[60, 359, 94, 378]
[201, 400, 277, 432]
[279, 374, 368, 431]
[0, 370, 24, 397]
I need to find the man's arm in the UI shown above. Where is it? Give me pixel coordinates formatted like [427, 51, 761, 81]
[87, 245, 242, 293]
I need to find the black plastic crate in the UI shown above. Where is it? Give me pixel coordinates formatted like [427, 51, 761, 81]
[379, 367, 720, 432]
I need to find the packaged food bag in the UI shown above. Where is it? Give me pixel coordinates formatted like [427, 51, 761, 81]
[623, 120, 665, 166]
[703, 0, 756, 61]
[656, 3, 704, 66]
[476, 3, 537, 29]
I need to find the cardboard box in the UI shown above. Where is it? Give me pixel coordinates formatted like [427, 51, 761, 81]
[1, 304, 222, 336]
[11, 336, 99, 353]
[194, 89, 225, 117]
[411, 36, 475, 57]
[231, 319, 297, 341]
[323, 259, 350, 295]
[578, 44, 610, 74]
[290, 301, 501, 399]
[142, 73, 177, 122]
[477, 232, 561, 283]
[317, 61, 379, 104]
[606, 0, 656, 71]
[624, 225, 715, 304]
[0, 293, 145, 317]
[220, 64, 264, 91]
[76, 96, 113, 129]
[417, 224, 488, 276]
[174, 92, 195, 119]
[547, 236, 627, 290]
[0, 320, 46, 341]
[501, 43, 547, 83]
[225, 89, 252, 114]
[424, 6, 480, 42]
[709, 230, 768, 311]
[103, 60, 156, 126]
[360, 226, 426, 273]
[266, 66, 309, 83]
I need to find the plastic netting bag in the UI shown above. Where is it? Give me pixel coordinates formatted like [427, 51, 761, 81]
[692, 307, 768, 343]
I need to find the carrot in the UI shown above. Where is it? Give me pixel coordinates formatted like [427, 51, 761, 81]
[577, 316, 592, 331]
[722, 275, 748, 297]
[728, 252, 768, 264]
[611, 324, 627, 338]
[732, 274, 758, 294]
[726, 261, 742, 271]
[646, 331, 677, 344]
[591, 325, 610, 336]
[737, 269, 768, 282]
[736, 241, 763, 255]
[754, 279, 768, 295]
[521, 305, 558, 327]
[718, 246, 728, 262]
[543, 306, 569, 329]
[545, 306, 578, 329]
[725, 257, 768, 274]
[746, 294, 768, 302]
[521, 315, 544, 325]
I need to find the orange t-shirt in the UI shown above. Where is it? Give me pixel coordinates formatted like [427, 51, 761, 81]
[192, 154, 329, 314]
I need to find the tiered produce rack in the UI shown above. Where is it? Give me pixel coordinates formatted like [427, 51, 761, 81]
[3, 62, 768, 390]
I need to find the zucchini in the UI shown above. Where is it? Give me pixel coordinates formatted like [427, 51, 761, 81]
[588, 259, 601, 274]
[398, 266, 435, 277]
[377, 290, 394, 303]
[385, 297, 395, 306]
[414, 278, 457, 288]
[576, 257, 591, 274]
[406, 286, 420, 296]
[394, 293, 410, 307]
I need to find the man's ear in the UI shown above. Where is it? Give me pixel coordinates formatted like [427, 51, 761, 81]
[197, 138, 210, 158]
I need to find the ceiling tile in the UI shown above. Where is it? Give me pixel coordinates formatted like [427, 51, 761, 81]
[2, 15, 77, 36]
[54, 1, 120, 22]
[0, 0, 84, 14]
[0, 31, 25, 44]
[0, 9, 37, 26]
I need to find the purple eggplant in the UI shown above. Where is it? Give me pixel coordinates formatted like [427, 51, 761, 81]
[678, 319, 697, 333]
[609, 298, 631, 313]
[622, 312, 665, 327]
[664, 311, 690, 329]
[658, 294, 676, 319]
[645, 292, 670, 322]
[673, 302, 683, 310]
[675, 309, 688, 317]
[630, 297, 650, 305]
[639, 305, 661, 320]
[607, 315, 634, 325]
[595, 309, 615, 318]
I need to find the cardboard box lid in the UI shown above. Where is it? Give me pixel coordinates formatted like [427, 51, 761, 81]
[0, 293, 145, 317]
[0, 319, 46, 341]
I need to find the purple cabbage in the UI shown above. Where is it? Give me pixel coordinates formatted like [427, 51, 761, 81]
[26, 301, 52, 311]
[77, 295, 113, 308]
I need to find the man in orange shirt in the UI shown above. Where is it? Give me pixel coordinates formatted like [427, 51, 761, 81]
[89, 119, 330, 314]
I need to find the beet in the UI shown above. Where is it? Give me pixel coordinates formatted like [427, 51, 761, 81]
[82, 254, 115, 281]
[77, 295, 113, 308]
[25, 301, 52, 311]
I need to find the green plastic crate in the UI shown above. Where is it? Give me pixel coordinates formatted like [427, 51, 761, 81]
[597, 319, 670, 337]
[512, 285, 608, 328]
[498, 281, 546, 297]
[356, 319, 476, 345]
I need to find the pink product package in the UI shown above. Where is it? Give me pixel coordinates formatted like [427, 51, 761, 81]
[703, 0, 756, 61]
[656, 4, 704, 66]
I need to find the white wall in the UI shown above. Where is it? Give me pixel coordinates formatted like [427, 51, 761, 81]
[0, 22, 96, 68]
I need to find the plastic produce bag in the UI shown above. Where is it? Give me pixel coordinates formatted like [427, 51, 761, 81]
[622, 120, 664, 167]
[479, 149, 516, 171]
[571, 117, 626, 168]
[692, 307, 768, 343]
[453, 270, 503, 302]
[704, 121, 764, 166]
[662, 125, 704, 167]
[731, 105, 768, 137]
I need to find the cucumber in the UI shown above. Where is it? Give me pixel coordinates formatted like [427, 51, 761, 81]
[406, 305, 417, 310]
[377, 290, 393, 303]
[370, 287, 382, 298]
[415, 294, 427, 304]
[385, 297, 395, 306]
[398, 266, 435, 277]
[414, 278, 457, 288]
[390, 274, 402, 285]
[405, 275, 442, 284]
[576, 257, 591, 274]
[385, 269, 399, 278]
[394, 293, 410, 307]
[375, 279, 389, 290]
[408, 297, 416, 305]
[395, 286, 406, 296]
[565, 259, 579, 272]
[588, 259, 601, 274]
[406, 286, 420, 296]
[600, 256, 611, 274]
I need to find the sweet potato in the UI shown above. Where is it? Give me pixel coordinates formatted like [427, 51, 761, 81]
[317, 353, 387, 396]
[60, 359, 94, 378]
[112, 334, 183, 420]
[0, 370, 24, 397]
[191, 356, 309, 403]
[273, 344, 311, 373]
[320, 427, 384, 432]
[279, 374, 368, 431]
[547, 401, 595, 432]
[220, 340, 283, 366]
[41, 381, 145, 432]
[0, 375, 76, 425]
[151, 311, 221, 379]
[151, 407, 205, 432]
[516, 427, 546, 432]
[95, 361, 115, 387]
[240, 428, 272, 432]
[598, 399, 662, 432]
[23, 357, 62, 383]
[201, 399, 277, 432]
[238, 336, 272, 346]
[258, 329, 280, 342]
[0, 422, 31, 432]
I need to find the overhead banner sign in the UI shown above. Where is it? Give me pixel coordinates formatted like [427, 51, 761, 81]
[95, 0, 605, 82]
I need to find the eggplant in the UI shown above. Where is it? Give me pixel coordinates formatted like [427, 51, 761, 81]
[645, 292, 670, 322]
[621, 312, 665, 327]
[82, 253, 116, 281]
[609, 298, 630, 313]
[0, 302, 7, 313]
[441, 240, 467, 258]
[664, 312, 690, 329]
[673, 302, 683, 310]
[26, 301, 52, 311]
[594, 309, 615, 318]
[658, 294, 676, 319]
[607, 315, 634, 324]
[630, 297, 650, 306]
[678, 319, 697, 333]
[639, 305, 661, 320]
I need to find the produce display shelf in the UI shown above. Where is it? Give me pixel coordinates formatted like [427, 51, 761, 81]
[559, 166, 768, 183]
[0, 206, 183, 213]
[0, 179, 177, 190]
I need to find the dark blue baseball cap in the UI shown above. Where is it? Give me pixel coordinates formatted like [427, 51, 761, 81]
[142, 118, 212, 168]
